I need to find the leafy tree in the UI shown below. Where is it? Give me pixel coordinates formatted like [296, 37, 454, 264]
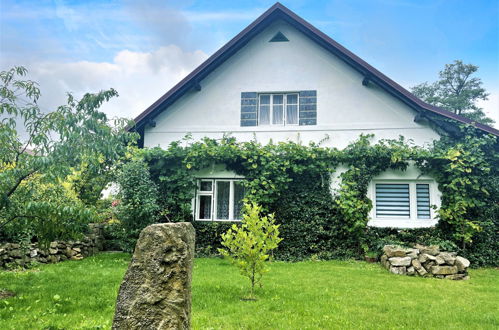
[113, 159, 160, 252]
[411, 60, 493, 125]
[0, 66, 136, 243]
[219, 202, 282, 299]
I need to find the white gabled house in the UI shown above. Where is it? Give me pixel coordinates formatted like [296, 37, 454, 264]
[132, 3, 499, 228]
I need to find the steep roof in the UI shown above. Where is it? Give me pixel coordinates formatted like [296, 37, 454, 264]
[133, 2, 499, 137]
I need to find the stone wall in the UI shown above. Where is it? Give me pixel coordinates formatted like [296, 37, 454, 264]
[0, 223, 105, 268]
[381, 244, 470, 280]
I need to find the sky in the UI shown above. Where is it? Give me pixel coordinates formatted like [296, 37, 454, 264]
[1, 0, 498, 125]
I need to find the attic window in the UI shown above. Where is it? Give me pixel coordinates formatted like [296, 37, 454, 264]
[269, 31, 289, 42]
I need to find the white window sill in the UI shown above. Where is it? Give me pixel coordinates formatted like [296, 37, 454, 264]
[368, 218, 438, 229]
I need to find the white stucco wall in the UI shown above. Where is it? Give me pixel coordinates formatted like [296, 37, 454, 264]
[143, 19, 440, 150]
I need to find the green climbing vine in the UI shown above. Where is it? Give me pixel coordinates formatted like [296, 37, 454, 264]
[121, 127, 497, 265]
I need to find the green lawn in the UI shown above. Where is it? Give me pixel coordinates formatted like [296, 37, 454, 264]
[0, 253, 498, 329]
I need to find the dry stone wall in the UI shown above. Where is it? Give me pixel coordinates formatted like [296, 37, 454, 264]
[381, 244, 470, 280]
[0, 223, 104, 268]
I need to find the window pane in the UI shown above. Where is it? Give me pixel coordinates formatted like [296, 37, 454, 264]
[260, 94, 270, 104]
[416, 184, 431, 219]
[216, 181, 230, 220]
[259, 105, 270, 125]
[198, 195, 212, 220]
[286, 104, 298, 124]
[287, 94, 298, 104]
[375, 184, 410, 218]
[273, 105, 284, 124]
[199, 180, 212, 192]
[273, 94, 283, 104]
[233, 181, 245, 220]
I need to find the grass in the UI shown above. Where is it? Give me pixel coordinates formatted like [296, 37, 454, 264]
[0, 253, 498, 329]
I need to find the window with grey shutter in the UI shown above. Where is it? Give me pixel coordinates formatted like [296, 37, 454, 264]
[299, 90, 316, 125]
[240, 92, 258, 126]
[375, 184, 410, 218]
[416, 184, 431, 219]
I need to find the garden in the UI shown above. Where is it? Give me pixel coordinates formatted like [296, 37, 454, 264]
[1, 66, 498, 328]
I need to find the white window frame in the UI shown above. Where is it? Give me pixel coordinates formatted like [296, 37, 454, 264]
[368, 180, 438, 228]
[194, 179, 245, 221]
[258, 93, 299, 126]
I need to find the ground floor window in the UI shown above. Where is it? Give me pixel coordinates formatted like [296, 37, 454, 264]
[373, 181, 433, 221]
[195, 179, 245, 221]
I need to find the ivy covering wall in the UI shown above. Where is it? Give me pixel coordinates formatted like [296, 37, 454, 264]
[133, 127, 498, 266]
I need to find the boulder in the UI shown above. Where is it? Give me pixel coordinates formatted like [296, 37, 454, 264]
[415, 244, 440, 256]
[380, 255, 389, 269]
[411, 259, 423, 270]
[419, 253, 436, 263]
[438, 252, 456, 265]
[445, 274, 467, 280]
[407, 266, 415, 276]
[389, 257, 412, 267]
[49, 242, 58, 248]
[435, 255, 446, 265]
[49, 248, 58, 255]
[455, 256, 470, 272]
[383, 245, 407, 258]
[431, 265, 458, 275]
[416, 266, 428, 276]
[10, 249, 22, 258]
[389, 266, 407, 275]
[423, 261, 436, 272]
[406, 249, 419, 259]
[113, 223, 195, 330]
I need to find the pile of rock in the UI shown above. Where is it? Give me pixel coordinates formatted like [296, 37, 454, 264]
[380, 244, 470, 280]
[0, 224, 105, 268]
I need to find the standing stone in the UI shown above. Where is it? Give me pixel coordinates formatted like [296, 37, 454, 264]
[455, 256, 470, 272]
[113, 223, 195, 330]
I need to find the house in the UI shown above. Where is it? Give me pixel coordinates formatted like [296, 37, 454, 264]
[132, 3, 499, 229]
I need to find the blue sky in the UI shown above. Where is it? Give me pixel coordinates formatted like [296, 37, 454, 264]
[1, 0, 498, 123]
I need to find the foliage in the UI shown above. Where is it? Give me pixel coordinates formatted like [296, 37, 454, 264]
[416, 127, 498, 248]
[0, 66, 137, 244]
[129, 128, 497, 265]
[411, 60, 493, 125]
[0, 175, 95, 246]
[219, 203, 282, 298]
[334, 136, 413, 251]
[113, 159, 160, 252]
[2, 254, 499, 329]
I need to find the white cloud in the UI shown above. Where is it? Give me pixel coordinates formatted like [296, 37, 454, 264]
[478, 91, 499, 127]
[18, 45, 208, 120]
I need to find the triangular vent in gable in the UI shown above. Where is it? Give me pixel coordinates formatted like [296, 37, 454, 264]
[269, 31, 289, 42]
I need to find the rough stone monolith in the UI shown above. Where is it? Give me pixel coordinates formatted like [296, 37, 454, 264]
[112, 222, 195, 330]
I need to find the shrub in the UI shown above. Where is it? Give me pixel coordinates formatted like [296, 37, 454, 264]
[219, 203, 282, 299]
[113, 159, 160, 252]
